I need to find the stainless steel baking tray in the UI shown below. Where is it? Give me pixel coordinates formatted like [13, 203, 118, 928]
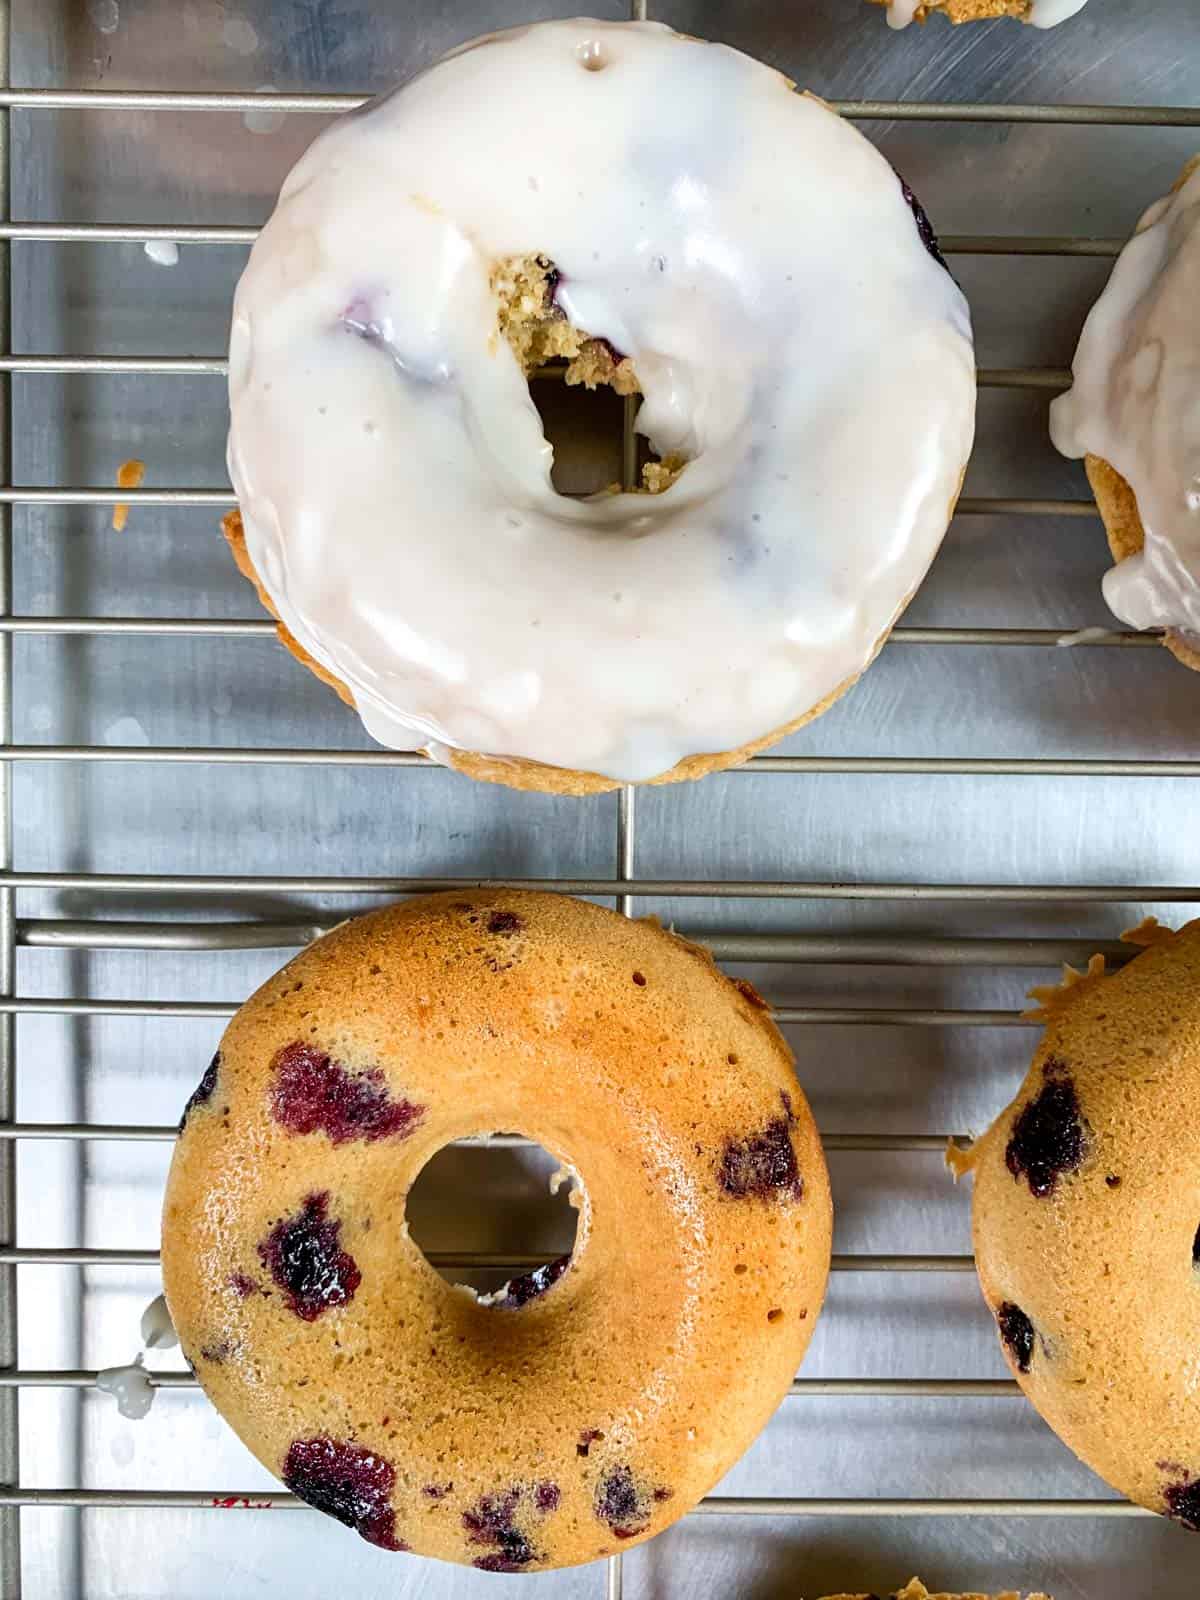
[2, 0, 1199, 1595]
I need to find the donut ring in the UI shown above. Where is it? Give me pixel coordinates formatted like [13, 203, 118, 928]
[225, 20, 975, 794]
[1052, 156, 1200, 671]
[161, 892, 832, 1569]
[961, 919, 1200, 1530]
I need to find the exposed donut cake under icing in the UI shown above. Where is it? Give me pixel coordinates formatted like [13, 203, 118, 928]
[161, 892, 833, 1569]
[1051, 157, 1200, 668]
[226, 19, 975, 791]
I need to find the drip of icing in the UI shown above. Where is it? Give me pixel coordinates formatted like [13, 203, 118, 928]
[1029, 0, 1089, 24]
[97, 1355, 155, 1420]
[140, 1292, 179, 1350]
[143, 240, 179, 267]
[1050, 165, 1200, 638]
[228, 20, 974, 783]
[886, 0, 922, 27]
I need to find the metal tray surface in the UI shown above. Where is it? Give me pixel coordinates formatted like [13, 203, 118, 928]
[4, 1, 1200, 1596]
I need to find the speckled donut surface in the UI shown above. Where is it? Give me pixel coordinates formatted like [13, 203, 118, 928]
[966, 919, 1200, 1530]
[161, 892, 832, 1569]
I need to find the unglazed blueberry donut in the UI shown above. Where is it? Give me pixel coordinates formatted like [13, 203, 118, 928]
[871, 0, 1088, 26]
[225, 19, 975, 796]
[959, 919, 1200, 1531]
[1051, 157, 1200, 670]
[161, 892, 832, 1569]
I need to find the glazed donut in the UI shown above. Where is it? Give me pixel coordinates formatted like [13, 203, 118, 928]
[161, 892, 832, 1569]
[871, 0, 1088, 26]
[225, 19, 975, 796]
[1050, 157, 1200, 671]
[960, 919, 1200, 1530]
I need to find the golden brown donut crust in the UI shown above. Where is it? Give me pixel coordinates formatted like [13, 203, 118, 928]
[1081, 155, 1200, 673]
[963, 919, 1200, 1529]
[162, 891, 832, 1569]
[821, 1583, 1051, 1600]
[866, 0, 1033, 23]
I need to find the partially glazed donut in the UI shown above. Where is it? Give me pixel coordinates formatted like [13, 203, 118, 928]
[226, 19, 975, 795]
[871, 0, 1088, 26]
[962, 919, 1200, 1530]
[1050, 157, 1200, 671]
[161, 892, 832, 1569]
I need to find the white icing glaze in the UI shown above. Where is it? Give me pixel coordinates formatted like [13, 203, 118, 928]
[229, 20, 975, 782]
[140, 1291, 179, 1350]
[143, 239, 179, 267]
[886, 0, 1087, 25]
[1029, 0, 1089, 25]
[1050, 164, 1200, 638]
[97, 1355, 156, 1420]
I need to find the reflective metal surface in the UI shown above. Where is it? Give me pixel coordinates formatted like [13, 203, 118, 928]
[5, 0, 1200, 1595]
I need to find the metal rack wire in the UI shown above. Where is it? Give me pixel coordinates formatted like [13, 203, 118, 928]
[1, 0, 1198, 1595]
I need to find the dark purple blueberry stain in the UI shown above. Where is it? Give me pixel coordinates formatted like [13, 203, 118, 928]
[179, 1052, 221, 1132]
[462, 1487, 539, 1572]
[270, 1040, 423, 1146]
[652, 1487, 673, 1503]
[577, 1428, 603, 1458]
[539, 257, 562, 309]
[283, 1436, 406, 1551]
[422, 1481, 453, 1500]
[996, 1301, 1036, 1374]
[1164, 1475, 1200, 1532]
[496, 1253, 570, 1309]
[486, 910, 524, 936]
[1193, 1225, 1200, 1268]
[199, 1339, 233, 1364]
[1106, 1174, 1122, 1189]
[898, 177, 950, 272]
[1004, 1060, 1088, 1198]
[535, 1481, 561, 1513]
[594, 1466, 653, 1540]
[257, 1192, 361, 1322]
[718, 1110, 802, 1203]
[228, 1271, 259, 1299]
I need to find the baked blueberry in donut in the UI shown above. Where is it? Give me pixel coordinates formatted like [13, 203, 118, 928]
[1003, 1059, 1087, 1197]
[257, 1193, 360, 1321]
[283, 1437, 407, 1551]
[270, 1040, 423, 1144]
[995, 1302, 1036, 1373]
[179, 1052, 220, 1131]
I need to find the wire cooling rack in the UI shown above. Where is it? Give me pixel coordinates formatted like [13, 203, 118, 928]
[1, 0, 1199, 1596]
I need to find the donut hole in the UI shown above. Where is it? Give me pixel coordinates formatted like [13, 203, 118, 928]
[492, 253, 687, 498]
[405, 1137, 580, 1303]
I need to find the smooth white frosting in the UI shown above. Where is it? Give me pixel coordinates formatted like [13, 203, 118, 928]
[228, 20, 975, 782]
[1050, 164, 1200, 640]
[887, 0, 1088, 25]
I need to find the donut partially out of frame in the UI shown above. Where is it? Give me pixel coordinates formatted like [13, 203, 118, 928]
[959, 919, 1200, 1531]
[1081, 157, 1200, 673]
[821, 1582, 1051, 1600]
